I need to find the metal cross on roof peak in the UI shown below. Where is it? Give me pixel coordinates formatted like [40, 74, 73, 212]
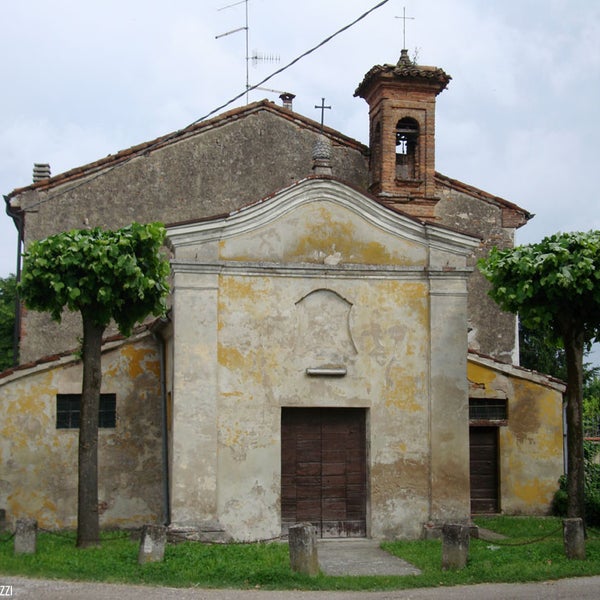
[395, 6, 415, 50]
[314, 97, 332, 129]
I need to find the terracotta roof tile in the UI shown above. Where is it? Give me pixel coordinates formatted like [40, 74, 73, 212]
[0, 321, 159, 382]
[468, 349, 565, 389]
[436, 172, 533, 221]
[7, 100, 368, 199]
[355, 52, 451, 98]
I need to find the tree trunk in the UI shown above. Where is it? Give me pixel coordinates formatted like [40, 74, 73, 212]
[76, 315, 105, 548]
[562, 323, 586, 521]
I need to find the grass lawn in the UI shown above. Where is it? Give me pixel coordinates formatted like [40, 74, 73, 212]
[1, 517, 599, 591]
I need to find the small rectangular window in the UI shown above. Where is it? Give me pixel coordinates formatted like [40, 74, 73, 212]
[469, 398, 507, 422]
[56, 393, 116, 429]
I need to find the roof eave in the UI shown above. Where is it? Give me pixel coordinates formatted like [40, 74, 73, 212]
[435, 171, 533, 226]
[6, 101, 369, 199]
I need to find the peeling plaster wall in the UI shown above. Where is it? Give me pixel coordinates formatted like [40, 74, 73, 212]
[216, 275, 432, 540]
[168, 181, 476, 541]
[0, 336, 163, 530]
[467, 360, 564, 514]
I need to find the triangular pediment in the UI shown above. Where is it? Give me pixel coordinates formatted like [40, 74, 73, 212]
[167, 178, 479, 269]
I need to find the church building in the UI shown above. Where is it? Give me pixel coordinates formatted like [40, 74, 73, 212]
[0, 50, 565, 540]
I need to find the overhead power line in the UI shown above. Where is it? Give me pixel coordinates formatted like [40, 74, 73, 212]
[17, 0, 390, 212]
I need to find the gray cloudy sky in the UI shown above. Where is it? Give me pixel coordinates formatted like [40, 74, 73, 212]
[1, 0, 599, 279]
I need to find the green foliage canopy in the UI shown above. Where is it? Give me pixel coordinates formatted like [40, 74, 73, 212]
[584, 376, 600, 437]
[480, 230, 600, 525]
[479, 230, 600, 343]
[519, 321, 567, 380]
[0, 274, 16, 370]
[19, 222, 170, 337]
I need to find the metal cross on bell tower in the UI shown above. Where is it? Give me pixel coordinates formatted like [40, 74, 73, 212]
[395, 6, 415, 50]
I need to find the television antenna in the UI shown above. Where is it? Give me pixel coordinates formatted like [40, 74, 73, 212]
[216, 0, 280, 103]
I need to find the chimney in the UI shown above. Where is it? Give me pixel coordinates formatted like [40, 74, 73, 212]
[33, 163, 51, 183]
[279, 92, 295, 111]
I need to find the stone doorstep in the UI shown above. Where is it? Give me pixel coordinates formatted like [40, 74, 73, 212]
[317, 538, 421, 577]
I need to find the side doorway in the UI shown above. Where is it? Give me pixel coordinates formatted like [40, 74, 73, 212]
[469, 425, 500, 513]
[281, 407, 367, 538]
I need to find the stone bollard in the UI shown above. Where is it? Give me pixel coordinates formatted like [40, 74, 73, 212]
[288, 523, 319, 576]
[441, 523, 470, 570]
[138, 524, 167, 564]
[563, 517, 586, 560]
[14, 518, 37, 555]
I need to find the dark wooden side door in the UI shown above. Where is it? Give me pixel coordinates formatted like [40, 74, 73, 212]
[281, 407, 367, 538]
[469, 426, 499, 513]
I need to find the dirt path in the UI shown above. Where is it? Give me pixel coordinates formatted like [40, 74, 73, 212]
[6, 576, 600, 600]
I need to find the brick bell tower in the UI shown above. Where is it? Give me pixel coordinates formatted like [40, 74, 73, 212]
[354, 49, 451, 220]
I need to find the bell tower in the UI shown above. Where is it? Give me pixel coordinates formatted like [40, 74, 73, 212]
[355, 49, 451, 220]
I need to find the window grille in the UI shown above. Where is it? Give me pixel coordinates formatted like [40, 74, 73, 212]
[56, 393, 116, 429]
[469, 399, 507, 421]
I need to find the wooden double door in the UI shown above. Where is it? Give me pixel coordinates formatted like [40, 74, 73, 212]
[281, 408, 367, 537]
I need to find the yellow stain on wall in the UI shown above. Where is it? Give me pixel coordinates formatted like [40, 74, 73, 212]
[373, 281, 428, 324]
[4, 372, 54, 417]
[288, 208, 411, 265]
[218, 277, 272, 321]
[220, 277, 263, 301]
[512, 478, 555, 506]
[467, 362, 499, 388]
[43, 498, 58, 514]
[218, 345, 248, 370]
[7, 490, 63, 530]
[471, 360, 564, 514]
[220, 425, 242, 448]
[103, 343, 159, 380]
[372, 283, 427, 412]
[219, 203, 425, 266]
[122, 344, 159, 379]
[2, 336, 163, 531]
[383, 370, 424, 412]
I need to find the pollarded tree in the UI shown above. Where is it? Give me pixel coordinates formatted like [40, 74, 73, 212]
[19, 222, 169, 547]
[479, 230, 600, 530]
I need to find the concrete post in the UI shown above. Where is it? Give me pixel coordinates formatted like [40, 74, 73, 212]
[288, 523, 319, 576]
[563, 518, 586, 560]
[441, 523, 469, 570]
[14, 518, 37, 554]
[138, 525, 167, 564]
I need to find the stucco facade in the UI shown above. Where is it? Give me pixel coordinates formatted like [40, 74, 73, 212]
[0, 332, 163, 530]
[468, 355, 565, 515]
[165, 178, 478, 540]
